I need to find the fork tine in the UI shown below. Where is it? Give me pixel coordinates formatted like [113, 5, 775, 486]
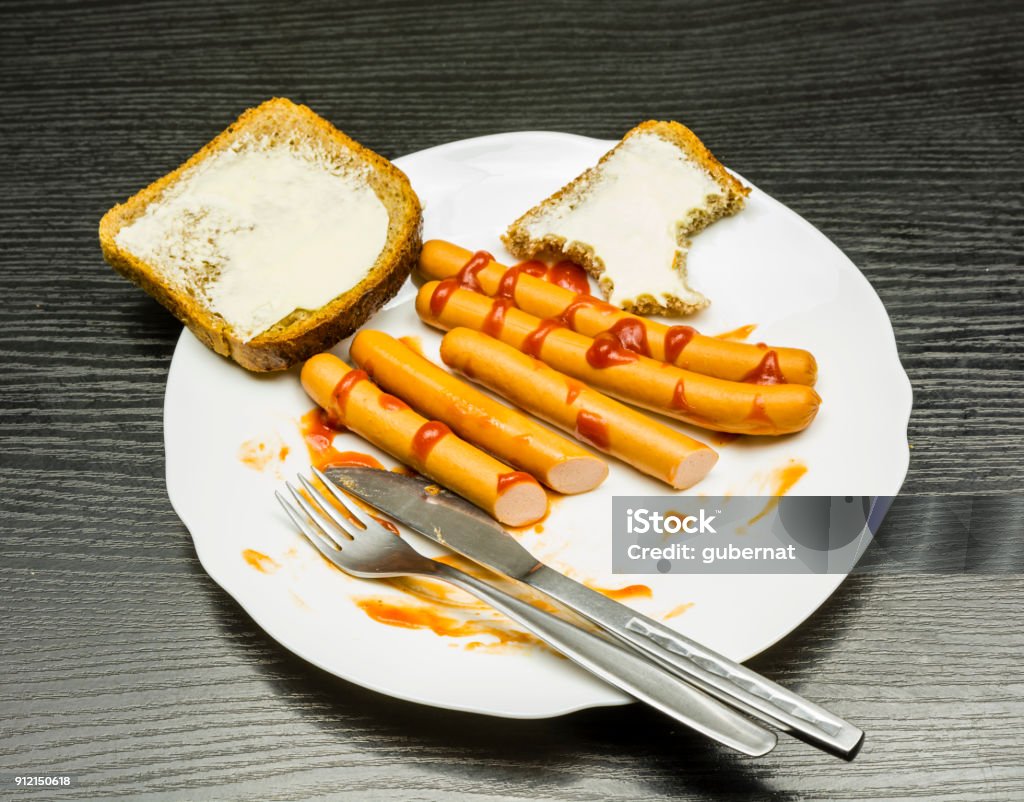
[285, 480, 350, 548]
[311, 466, 380, 531]
[298, 474, 360, 536]
[275, 490, 342, 563]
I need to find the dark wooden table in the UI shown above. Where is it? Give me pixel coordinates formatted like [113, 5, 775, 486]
[2, 1, 1022, 799]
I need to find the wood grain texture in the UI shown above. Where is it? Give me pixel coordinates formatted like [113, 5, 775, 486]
[1, 0, 1022, 799]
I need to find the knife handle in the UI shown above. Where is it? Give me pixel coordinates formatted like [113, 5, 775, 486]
[527, 566, 863, 758]
[432, 563, 776, 756]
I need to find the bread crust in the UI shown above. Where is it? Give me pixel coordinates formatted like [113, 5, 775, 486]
[503, 120, 748, 317]
[98, 97, 422, 371]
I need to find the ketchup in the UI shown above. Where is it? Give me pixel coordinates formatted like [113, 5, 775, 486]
[371, 515, 400, 535]
[714, 323, 757, 341]
[565, 379, 585, 405]
[330, 451, 385, 469]
[557, 294, 617, 327]
[547, 260, 590, 294]
[455, 250, 494, 292]
[589, 583, 652, 601]
[608, 318, 650, 356]
[746, 394, 774, 425]
[429, 278, 460, 317]
[411, 421, 451, 463]
[496, 471, 538, 493]
[354, 598, 534, 645]
[664, 326, 696, 363]
[301, 409, 344, 456]
[323, 409, 346, 431]
[747, 461, 807, 525]
[669, 379, 715, 428]
[378, 393, 410, 411]
[299, 408, 390, 472]
[743, 350, 786, 385]
[332, 370, 369, 416]
[575, 410, 610, 449]
[670, 378, 692, 413]
[586, 334, 639, 368]
[482, 298, 512, 338]
[496, 261, 546, 299]
[242, 549, 279, 574]
[522, 319, 563, 358]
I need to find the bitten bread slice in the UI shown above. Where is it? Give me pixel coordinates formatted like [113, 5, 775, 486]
[503, 121, 748, 316]
[99, 98, 422, 371]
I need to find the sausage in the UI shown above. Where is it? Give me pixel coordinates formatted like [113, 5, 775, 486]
[418, 240, 817, 386]
[416, 283, 821, 435]
[300, 353, 548, 526]
[349, 330, 607, 494]
[440, 328, 718, 489]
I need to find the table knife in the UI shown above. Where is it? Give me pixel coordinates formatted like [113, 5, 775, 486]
[326, 467, 864, 759]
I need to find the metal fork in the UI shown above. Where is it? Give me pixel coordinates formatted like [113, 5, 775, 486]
[276, 471, 777, 756]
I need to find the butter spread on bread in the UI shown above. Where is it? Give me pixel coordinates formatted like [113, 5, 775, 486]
[504, 121, 748, 316]
[116, 142, 389, 343]
[100, 98, 422, 372]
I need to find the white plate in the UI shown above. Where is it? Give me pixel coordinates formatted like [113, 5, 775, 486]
[165, 132, 912, 718]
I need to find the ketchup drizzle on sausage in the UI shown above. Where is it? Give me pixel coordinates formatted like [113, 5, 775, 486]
[743, 350, 787, 385]
[608, 318, 651, 356]
[429, 278, 460, 316]
[586, 334, 639, 368]
[411, 421, 451, 463]
[496, 471, 539, 492]
[547, 260, 591, 294]
[455, 250, 494, 292]
[331, 370, 369, 417]
[575, 410, 610, 449]
[522, 319, 563, 358]
[669, 378, 716, 428]
[482, 298, 512, 338]
[496, 261, 547, 300]
[378, 393, 410, 411]
[746, 394, 774, 425]
[565, 378, 586, 405]
[557, 294, 618, 327]
[670, 378, 693, 413]
[664, 326, 696, 363]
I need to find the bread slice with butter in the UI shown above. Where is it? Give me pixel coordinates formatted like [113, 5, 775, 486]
[503, 121, 748, 316]
[99, 98, 422, 371]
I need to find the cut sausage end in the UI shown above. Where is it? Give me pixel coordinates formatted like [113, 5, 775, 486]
[547, 456, 609, 495]
[668, 449, 720, 490]
[493, 483, 549, 527]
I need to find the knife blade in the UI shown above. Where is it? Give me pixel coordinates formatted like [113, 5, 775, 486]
[323, 468, 777, 755]
[325, 467, 864, 758]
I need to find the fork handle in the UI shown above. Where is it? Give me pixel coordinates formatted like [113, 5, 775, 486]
[430, 563, 776, 756]
[526, 565, 865, 758]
